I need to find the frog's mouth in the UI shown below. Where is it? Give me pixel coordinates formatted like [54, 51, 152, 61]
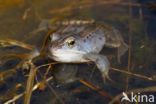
[49, 50, 87, 62]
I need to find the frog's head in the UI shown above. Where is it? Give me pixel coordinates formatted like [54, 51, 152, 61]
[48, 35, 87, 62]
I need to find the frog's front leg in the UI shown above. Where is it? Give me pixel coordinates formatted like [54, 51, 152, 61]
[83, 53, 110, 80]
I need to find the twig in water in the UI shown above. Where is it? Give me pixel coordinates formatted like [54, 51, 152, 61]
[79, 79, 113, 100]
[4, 77, 53, 104]
[24, 62, 36, 104]
[111, 67, 155, 81]
[37, 69, 64, 104]
[0, 39, 35, 50]
[126, 0, 132, 91]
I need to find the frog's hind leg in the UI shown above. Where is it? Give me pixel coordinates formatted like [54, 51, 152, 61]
[83, 53, 112, 82]
[104, 28, 128, 63]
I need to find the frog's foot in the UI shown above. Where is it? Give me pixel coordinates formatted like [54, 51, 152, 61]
[83, 53, 110, 81]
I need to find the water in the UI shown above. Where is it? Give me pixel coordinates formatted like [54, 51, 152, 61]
[0, 0, 156, 104]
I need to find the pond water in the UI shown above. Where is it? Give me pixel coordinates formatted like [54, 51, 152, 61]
[0, 0, 156, 104]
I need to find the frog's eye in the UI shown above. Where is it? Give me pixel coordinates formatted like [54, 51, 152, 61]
[66, 37, 75, 48]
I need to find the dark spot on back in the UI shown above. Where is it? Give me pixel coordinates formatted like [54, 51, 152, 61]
[99, 37, 102, 40]
[83, 39, 86, 42]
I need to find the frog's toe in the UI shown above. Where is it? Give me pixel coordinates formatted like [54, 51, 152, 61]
[102, 72, 114, 83]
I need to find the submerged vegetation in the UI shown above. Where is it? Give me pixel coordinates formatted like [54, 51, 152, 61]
[0, 0, 156, 104]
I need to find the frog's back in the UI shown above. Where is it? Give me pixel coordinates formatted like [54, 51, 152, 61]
[52, 20, 125, 47]
[49, 20, 128, 61]
[52, 20, 107, 53]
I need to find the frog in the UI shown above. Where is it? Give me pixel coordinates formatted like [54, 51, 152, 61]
[40, 19, 128, 80]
